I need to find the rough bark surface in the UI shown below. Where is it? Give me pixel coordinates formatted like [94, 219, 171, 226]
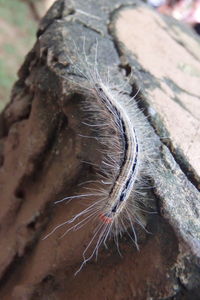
[0, 0, 200, 299]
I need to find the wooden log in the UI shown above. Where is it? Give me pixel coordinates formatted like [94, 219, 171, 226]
[0, 0, 199, 299]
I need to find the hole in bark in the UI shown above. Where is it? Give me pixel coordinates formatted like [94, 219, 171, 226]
[42, 274, 54, 283]
[15, 189, 25, 199]
[0, 155, 4, 167]
[60, 114, 68, 130]
[27, 220, 36, 230]
[43, 49, 48, 58]
[120, 63, 132, 76]
[52, 55, 58, 63]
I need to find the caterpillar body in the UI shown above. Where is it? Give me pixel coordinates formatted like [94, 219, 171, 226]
[44, 40, 157, 274]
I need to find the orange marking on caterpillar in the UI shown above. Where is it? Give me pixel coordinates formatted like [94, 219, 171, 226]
[99, 213, 113, 224]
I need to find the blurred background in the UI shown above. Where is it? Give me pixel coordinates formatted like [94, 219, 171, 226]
[0, 0, 199, 112]
[0, 0, 55, 111]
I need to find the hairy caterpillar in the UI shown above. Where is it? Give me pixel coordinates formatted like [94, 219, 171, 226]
[44, 39, 157, 274]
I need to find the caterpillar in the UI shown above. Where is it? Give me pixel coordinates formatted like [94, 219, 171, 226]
[44, 39, 157, 274]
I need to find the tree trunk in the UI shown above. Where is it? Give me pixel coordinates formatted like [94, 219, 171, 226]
[0, 0, 200, 299]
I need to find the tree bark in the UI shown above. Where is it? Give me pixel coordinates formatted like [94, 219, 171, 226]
[0, 0, 200, 299]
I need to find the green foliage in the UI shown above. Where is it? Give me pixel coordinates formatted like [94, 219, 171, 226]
[0, 58, 17, 87]
[0, 0, 36, 35]
[0, 0, 37, 111]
